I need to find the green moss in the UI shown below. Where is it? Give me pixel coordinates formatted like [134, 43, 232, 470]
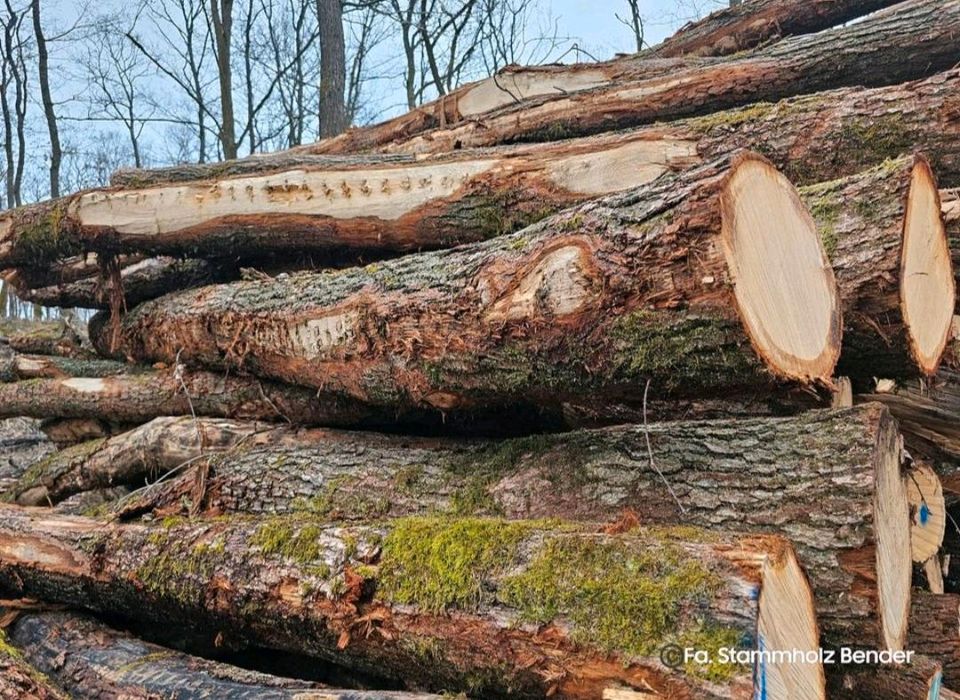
[680, 625, 745, 682]
[14, 203, 81, 262]
[499, 534, 735, 676]
[692, 101, 776, 131]
[294, 475, 391, 520]
[837, 115, 913, 165]
[611, 310, 761, 392]
[0, 629, 21, 658]
[377, 517, 547, 612]
[250, 519, 322, 564]
[394, 465, 424, 493]
[803, 189, 842, 258]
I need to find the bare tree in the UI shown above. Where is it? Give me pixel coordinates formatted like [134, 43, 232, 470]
[31, 0, 60, 197]
[1, 0, 28, 207]
[127, 0, 215, 163]
[81, 18, 154, 168]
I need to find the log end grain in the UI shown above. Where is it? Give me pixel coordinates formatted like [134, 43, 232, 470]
[906, 462, 947, 564]
[720, 153, 841, 383]
[902, 156, 955, 376]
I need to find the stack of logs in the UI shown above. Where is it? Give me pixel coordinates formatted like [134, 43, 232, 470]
[2, 0, 960, 698]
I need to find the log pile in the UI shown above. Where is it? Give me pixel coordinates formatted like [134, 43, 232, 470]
[0, 1, 959, 698]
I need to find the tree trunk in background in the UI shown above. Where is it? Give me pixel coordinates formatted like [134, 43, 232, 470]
[909, 591, 960, 686]
[31, 0, 59, 198]
[211, 0, 237, 160]
[317, 0, 347, 137]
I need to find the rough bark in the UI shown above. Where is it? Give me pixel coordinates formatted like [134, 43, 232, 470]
[648, 0, 901, 58]
[825, 654, 942, 700]
[11, 258, 238, 311]
[7, 416, 267, 506]
[0, 630, 66, 700]
[0, 418, 53, 493]
[100, 404, 910, 652]
[302, 0, 960, 155]
[90, 154, 842, 423]
[38, 418, 119, 449]
[0, 368, 384, 427]
[800, 155, 954, 382]
[0, 318, 87, 358]
[909, 591, 960, 686]
[0, 351, 126, 382]
[860, 367, 960, 500]
[0, 507, 823, 699]
[9, 611, 440, 699]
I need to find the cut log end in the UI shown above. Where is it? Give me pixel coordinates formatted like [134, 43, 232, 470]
[720, 153, 840, 383]
[907, 463, 947, 564]
[875, 412, 912, 651]
[902, 156, 955, 376]
[757, 544, 825, 700]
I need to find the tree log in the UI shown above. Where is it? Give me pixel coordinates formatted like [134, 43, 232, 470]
[909, 591, 960, 686]
[91, 153, 842, 421]
[7, 416, 266, 506]
[92, 404, 912, 652]
[825, 654, 942, 700]
[0, 507, 825, 699]
[0, 318, 87, 358]
[647, 0, 901, 58]
[6, 69, 960, 282]
[0, 629, 66, 700]
[0, 418, 53, 493]
[9, 611, 441, 699]
[0, 369, 385, 428]
[800, 155, 954, 381]
[0, 351, 126, 382]
[10, 257, 237, 311]
[299, 0, 960, 155]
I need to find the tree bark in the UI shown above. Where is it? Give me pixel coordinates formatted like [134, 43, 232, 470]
[0, 629, 66, 700]
[647, 0, 902, 58]
[860, 367, 960, 500]
[6, 416, 265, 506]
[0, 352, 127, 382]
[0, 368, 386, 428]
[90, 153, 842, 422]
[0, 507, 824, 699]
[211, 0, 238, 160]
[0, 318, 87, 358]
[825, 654, 942, 700]
[317, 0, 347, 137]
[302, 0, 960, 155]
[800, 155, 954, 382]
[0, 418, 53, 494]
[909, 591, 960, 686]
[9, 611, 440, 700]
[11, 258, 238, 311]
[93, 404, 911, 652]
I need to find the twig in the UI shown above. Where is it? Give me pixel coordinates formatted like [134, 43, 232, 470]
[642, 379, 686, 514]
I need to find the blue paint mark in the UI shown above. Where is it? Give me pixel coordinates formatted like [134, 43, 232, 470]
[750, 585, 760, 601]
[754, 634, 767, 700]
[930, 672, 942, 700]
[920, 503, 931, 526]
